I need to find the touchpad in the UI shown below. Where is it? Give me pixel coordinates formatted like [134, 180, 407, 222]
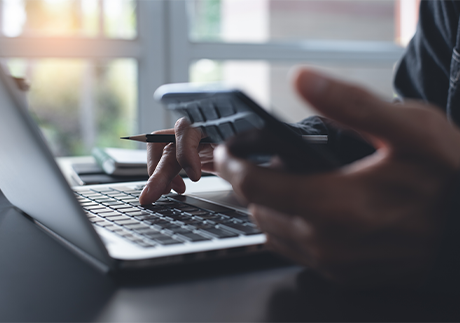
[187, 190, 248, 213]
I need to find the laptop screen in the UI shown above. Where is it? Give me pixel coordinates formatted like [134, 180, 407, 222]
[0, 66, 112, 267]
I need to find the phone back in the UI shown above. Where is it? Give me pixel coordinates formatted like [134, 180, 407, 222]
[154, 83, 339, 172]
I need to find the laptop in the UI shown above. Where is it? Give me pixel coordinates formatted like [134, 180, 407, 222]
[0, 66, 266, 272]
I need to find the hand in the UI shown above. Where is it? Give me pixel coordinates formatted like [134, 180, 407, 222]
[139, 117, 216, 205]
[214, 69, 460, 288]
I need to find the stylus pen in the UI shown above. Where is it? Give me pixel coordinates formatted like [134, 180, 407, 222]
[120, 134, 215, 143]
[121, 134, 328, 144]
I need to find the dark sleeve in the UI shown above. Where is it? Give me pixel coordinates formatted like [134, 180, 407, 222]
[423, 174, 460, 295]
[288, 116, 375, 165]
[394, 0, 460, 111]
[394, 2, 460, 293]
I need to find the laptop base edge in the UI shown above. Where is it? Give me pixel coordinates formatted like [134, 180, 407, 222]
[34, 219, 114, 273]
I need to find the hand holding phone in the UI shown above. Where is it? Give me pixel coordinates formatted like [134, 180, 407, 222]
[154, 83, 339, 173]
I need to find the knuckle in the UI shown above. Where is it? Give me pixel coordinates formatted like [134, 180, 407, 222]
[162, 143, 176, 156]
[151, 127, 174, 135]
[174, 117, 191, 134]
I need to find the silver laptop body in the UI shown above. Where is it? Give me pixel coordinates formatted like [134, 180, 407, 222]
[0, 66, 265, 271]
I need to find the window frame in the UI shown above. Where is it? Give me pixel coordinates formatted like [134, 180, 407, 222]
[0, 0, 406, 137]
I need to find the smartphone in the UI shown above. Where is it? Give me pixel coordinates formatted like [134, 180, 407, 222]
[154, 83, 339, 173]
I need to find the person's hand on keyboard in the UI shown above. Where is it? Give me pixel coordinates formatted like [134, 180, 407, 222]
[139, 118, 217, 205]
[213, 68, 460, 289]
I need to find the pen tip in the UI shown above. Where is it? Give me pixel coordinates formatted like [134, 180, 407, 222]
[120, 136, 129, 139]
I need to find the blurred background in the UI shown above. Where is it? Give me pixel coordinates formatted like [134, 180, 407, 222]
[0, 0, 419, 156]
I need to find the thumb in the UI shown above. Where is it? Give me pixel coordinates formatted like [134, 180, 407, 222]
[293, 68, 421, 147]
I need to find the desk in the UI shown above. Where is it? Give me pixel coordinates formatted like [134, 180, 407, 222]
[0, 160, 458, 321]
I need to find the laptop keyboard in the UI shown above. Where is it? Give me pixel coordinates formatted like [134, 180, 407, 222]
[74, 185, 261, 248]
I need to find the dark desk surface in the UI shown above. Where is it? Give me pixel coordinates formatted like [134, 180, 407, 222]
[0, 191, 458, 322]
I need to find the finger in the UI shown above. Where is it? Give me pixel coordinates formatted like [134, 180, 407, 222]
[174, 117, 205, 181]
[293, 68, 442, 148]
[146, 128, 175, 176]
[162, 182, 173, 195]
[171, 175, 186, 194]
[266, 234, 313, 268]
[201, 162, 216, 174]
[225, 128, 280, 159]
[214, 145, 348, 218]
[250, 204, 306, 239]
[139, 143, 182, 205]
[198, 149, 215, 164]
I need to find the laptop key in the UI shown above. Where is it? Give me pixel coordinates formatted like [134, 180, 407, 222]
[84, 205, 107, 211]
[198, 227, 238, 239]
[218, 211, 250, 221]
[118, 196, 138, 201]
[89, 217, 104, 223]
[154, 201, 178, 206]
[97, 211, 123, 217]
[184, 210, 210, 216]
[105, 225, 124, 233]
[133, 215, 154, 221]
[110, 204, 137, 212]
[137, 227, 161, 235]
[145, 219, 170, 226]
[218, 223, 261, 235]
[175, 232, 211, 242]
[93, 208, 117, 214]
[127, 211, 150, 217]
[103, 201, 125, 207]
[162, 226, 191, 235]
[124, 223, 151, 231]
[105, 215, 131, 222]
[142, 232, 167, 240]
[92, 188, 114, 193]
[115, 207, 141, 213]
[95, 221, 114, 227]
[80, 201, 99, 207]
[92, 197, 115, 202]
[153, 236, 183, 245]
[193, 214, 220, 221]
[115, 219, 141, 226]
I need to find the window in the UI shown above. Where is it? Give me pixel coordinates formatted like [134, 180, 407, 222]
[0, 0, 416, 156]
[188, 0, 408, 120]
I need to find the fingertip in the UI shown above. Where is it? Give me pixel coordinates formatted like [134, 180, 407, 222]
[139, 185, 154, 205]
[171, 175, 186, 193]
[294, 68, 329, 103]
[183, 166, 201, 182]
[162, 183, 172, 195]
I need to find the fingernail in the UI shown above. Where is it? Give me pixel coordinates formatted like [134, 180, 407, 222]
[139, 185, 149, 204]
[141, 185, 149, 196]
